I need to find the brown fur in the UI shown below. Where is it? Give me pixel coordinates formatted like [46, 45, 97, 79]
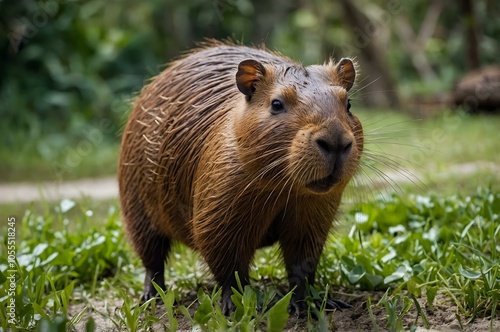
[118, 40, 363, 315]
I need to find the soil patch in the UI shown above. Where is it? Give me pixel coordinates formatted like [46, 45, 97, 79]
[69, 290, 499, 331]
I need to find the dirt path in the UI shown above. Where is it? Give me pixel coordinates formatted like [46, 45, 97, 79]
[0, 177, 118, 204]
[0, 161, 497, 204]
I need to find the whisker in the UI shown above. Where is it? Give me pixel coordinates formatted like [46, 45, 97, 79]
[350, 75, 382, 97]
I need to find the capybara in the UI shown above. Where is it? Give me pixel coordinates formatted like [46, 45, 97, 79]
[118, 41, 362, 315]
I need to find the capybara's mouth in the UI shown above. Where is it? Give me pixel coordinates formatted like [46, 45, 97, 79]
[306, 172, 340, 193]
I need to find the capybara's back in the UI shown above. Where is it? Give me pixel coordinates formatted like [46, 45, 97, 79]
[119, 41, 363, 315]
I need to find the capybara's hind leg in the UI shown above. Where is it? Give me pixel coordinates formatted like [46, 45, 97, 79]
[121, 191, 172, 301]
[139, 231, 171, 301]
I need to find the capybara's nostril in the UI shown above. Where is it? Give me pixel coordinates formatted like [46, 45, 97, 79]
[316, 138, 333, 156]
[342, 141, 352, 156]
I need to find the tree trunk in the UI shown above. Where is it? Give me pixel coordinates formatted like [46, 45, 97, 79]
[461, 0, 480, 70]
[338, 0, 400, 108]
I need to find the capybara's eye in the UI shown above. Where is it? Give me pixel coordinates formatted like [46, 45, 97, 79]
[271, 99, 285, 114]
[346, 98, 352, 116]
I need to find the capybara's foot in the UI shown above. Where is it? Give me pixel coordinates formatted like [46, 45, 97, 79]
[221, 289, 236, 316]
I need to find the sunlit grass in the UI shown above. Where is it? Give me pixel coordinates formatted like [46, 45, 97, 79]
[354, 108, 500, 195]
[0, 140, 119, 183]
[1, 188, 498, 330]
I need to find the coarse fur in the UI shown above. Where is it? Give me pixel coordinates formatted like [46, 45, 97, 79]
[118, 40, 363, 316]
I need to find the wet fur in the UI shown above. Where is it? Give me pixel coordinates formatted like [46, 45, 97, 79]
[118, 40, 363, 315]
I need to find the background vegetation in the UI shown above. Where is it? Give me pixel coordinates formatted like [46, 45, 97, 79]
[1, 0, 499, 182]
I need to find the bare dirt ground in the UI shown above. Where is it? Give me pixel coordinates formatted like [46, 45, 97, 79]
[69, 290, 499, 331]
[0, 177, 118, 204]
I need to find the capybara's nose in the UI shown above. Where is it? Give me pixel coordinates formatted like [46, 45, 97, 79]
[314, 127, 352, 164]
[316, 138, 352, 162]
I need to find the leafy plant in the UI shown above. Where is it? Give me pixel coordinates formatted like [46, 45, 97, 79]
[0, 200, 132, 330]
[1, 188, 499, 330]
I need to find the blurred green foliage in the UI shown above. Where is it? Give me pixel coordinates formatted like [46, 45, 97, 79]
[1, 0, 165, 147]
[0, 0, 499, 177]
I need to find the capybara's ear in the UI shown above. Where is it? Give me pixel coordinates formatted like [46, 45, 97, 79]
[335, 58, 356, 91]
[236, 60, 266, 97]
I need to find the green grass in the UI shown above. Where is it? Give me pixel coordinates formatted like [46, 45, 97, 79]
[1, 188, 499, 331]
[356, 108, 500, 195]
[0, 138, 119, 183]
[0, 198, 119, 232]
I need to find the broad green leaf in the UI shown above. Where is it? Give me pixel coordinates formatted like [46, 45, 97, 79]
[59, 199, 76, 213]
[388, 225, 406, 234]
[39, 252, 59, 266]
[426, 286, 438, 309]
[458, 265, 481, 280]
[381, 250, 397, 263]
[194, 289, 213, 325]
[32, 243, 49, 257]
[365, 274, 384, 289]
[384, 266, 407, 284]
[347, 265, 365, 284]
[267, 291, 292, 332]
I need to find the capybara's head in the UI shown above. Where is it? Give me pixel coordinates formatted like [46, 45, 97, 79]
[233, 58, 363, 195]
